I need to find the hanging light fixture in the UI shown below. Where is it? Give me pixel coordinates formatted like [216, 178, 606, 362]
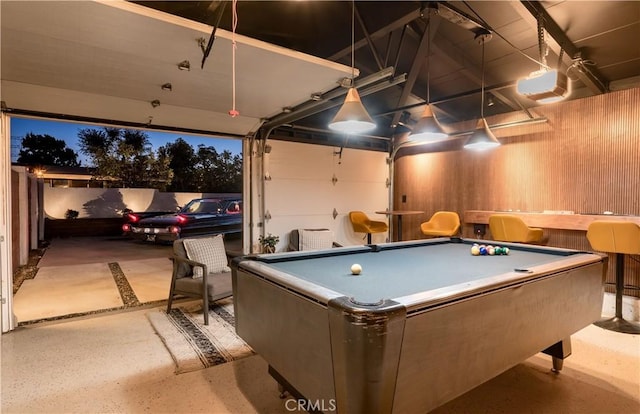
[410, 12, 448, 142]
[464, 32, 500, 151]
[328, 0, 375, 134]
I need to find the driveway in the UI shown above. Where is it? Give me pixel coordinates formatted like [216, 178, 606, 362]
[13, 236, 174, 324]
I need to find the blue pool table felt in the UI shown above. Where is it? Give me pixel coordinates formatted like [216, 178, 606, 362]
[262, 241, 576, 304]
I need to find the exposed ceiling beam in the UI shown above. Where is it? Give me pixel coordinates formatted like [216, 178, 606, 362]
[430, 33, 521, 114]
[354, 3, 384, 72]
[390, 16, 439, 128]
[436, 1, 492, 36]
[328, 7, 423, 62]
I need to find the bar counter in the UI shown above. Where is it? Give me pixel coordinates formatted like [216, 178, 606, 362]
[464, 210, 640, 231]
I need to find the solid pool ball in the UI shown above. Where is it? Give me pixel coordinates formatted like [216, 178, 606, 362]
[350, 263, 362, 275]
[494, 247, 503, 255]
[471, 245, 480, 256]
[479, 246, 487, 255]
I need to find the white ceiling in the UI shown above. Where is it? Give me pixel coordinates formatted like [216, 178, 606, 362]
[0, 0, 353, 137]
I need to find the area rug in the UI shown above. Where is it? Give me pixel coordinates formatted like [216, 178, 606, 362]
[146, 298, 254, 374]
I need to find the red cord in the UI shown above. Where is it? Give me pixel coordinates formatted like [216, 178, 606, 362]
[228, 0, 239, 117]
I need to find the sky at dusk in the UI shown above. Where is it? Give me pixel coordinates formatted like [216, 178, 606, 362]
[10, 117, 242, 165]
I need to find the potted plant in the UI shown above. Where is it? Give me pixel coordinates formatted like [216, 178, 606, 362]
[259, 233, 279, 254]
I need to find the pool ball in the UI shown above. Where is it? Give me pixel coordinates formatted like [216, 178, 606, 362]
[488, 246, 495, 255]
[479, 246, 487, 255]
[494, 247, 503, 255]
[350, 263, 362, 275]
[470, 245, 480, 256]
[503, 247, 510, 255]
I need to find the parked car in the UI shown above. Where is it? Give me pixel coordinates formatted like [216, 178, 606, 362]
[122, 208, 177, 227]
[123, 198, 242, 243]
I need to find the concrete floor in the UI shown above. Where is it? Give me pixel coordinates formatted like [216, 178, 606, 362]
[2, 236, 639, 413]
[12, 237, 175, 323]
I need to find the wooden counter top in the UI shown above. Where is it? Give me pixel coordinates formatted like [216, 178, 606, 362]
[464, 210, 640, 231]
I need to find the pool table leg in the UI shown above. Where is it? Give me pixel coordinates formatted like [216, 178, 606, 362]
[268, 365, 298, 399]
[277, 383, 287, 399]
[542, 337, 572, 372]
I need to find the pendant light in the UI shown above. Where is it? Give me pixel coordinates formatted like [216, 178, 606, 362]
[328, 0, 375, 134]
[410, 13, 448, 142]
[464, 33, 500, 150]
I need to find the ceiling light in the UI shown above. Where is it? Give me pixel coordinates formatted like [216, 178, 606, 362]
[411, 105, 448, 142]
[329, 88, 375, 134]
[410, 12, 447, 142]
[517, 69, 569, 104]
[328, 1, 375, 134]
[177, 60, 191, 71]
[464, 118, 500, 150]
[464, 33, 500, 151]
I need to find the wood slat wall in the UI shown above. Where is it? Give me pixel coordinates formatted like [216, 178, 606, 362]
[394, 87, 640, 297]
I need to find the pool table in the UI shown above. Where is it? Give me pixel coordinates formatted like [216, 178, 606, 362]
[231, 238, 605, 413]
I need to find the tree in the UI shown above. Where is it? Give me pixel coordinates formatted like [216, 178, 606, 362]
[17, 133, 80, 167]
[162, 138, 198, 192]
[78, 127, 173, 189]
[194, 145, 242, 193]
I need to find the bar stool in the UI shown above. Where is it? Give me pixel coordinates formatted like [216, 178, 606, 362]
[348, 211, 388, 244]
[488, 214, 545, 244]
[586, 221, 640, 334]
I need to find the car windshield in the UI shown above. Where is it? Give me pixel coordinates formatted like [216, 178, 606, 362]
[223, 200, 242, 214]
[181, 199, 223, 214]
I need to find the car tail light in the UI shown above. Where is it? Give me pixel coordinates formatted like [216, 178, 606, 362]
[169, 226, 181, 234]
[127, 213, 140, 223]
[122, 224, 131, 232]
[176, 215, 188, 224]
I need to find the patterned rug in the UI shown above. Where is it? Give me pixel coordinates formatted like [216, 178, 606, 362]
[146, 297, 254, 374]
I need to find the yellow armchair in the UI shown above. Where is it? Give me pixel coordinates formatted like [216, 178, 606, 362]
[420, 211, 460, 237]
[488, 214, 545, 244]
[349, 211, 388, 244]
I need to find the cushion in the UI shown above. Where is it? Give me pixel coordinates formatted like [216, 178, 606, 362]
[299, 229, 334, 251]
[182, 235, 230, 278]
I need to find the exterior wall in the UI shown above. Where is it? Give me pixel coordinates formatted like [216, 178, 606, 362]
[249, 140, 389, 253]
[42, 188, 241, 219]
[394, 87, 640, 298]
[10, 169, 20, 268]
[10, 166, 29, 267]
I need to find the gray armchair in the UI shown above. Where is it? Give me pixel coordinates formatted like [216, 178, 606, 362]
[167, 236, 233, 325]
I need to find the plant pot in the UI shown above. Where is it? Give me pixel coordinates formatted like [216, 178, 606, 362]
[263, 246, 275, 254]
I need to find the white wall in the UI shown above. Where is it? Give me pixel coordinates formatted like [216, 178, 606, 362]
[253, 140, 389, 253]
[42, 188, 241, 219]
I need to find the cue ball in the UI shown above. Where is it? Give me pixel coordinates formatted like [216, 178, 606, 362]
[350, 264, 362, 275]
